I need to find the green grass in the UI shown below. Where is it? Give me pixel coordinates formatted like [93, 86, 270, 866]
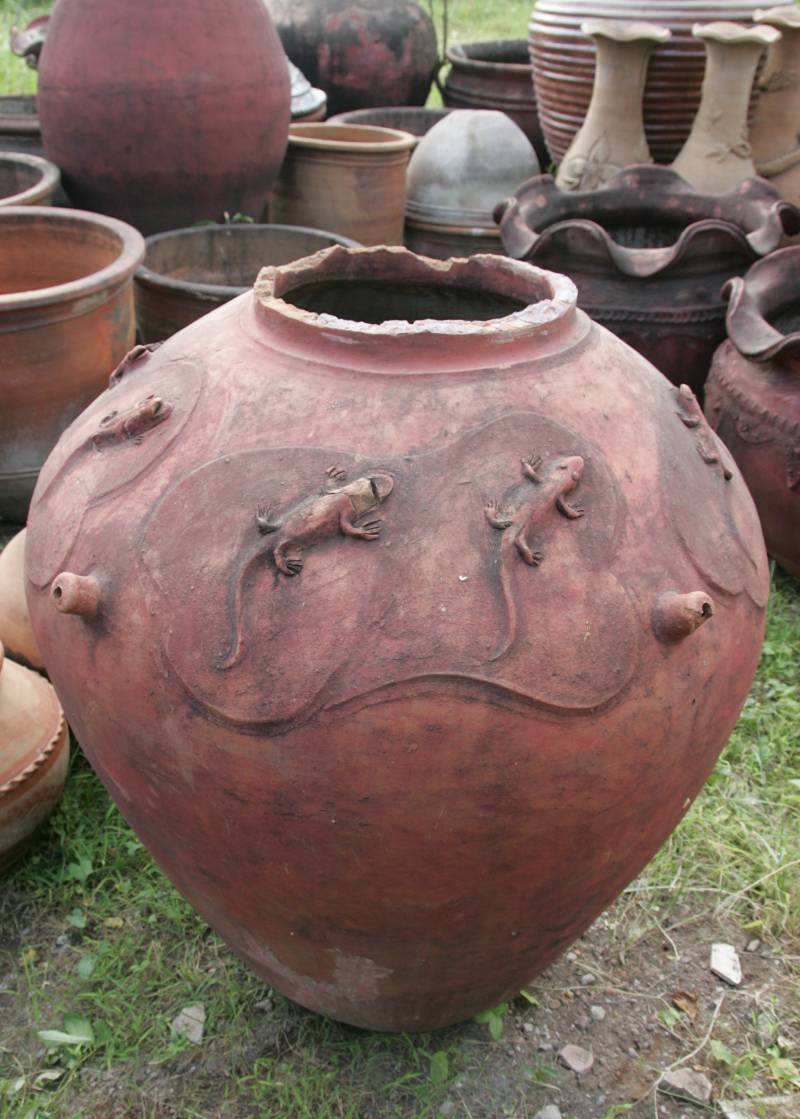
[0, 2, 49, 95]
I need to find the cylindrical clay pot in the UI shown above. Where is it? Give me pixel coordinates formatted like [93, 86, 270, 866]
[270, 124, 415, 245]
[26, 246, 766, 1031]
[496, 166, 800, 394]
[0, 642, 69, 873]
[529, 0, 766, 165]
[0, 207, 144, 522]
[136, 223, 361, 342]
[37, 0, 291, 234]
[705, 247, 800, 577]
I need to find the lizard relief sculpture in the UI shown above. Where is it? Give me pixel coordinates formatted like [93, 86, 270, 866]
[675, 383, 732, 480]
[485, 452, 585, 661]
[218, 465, 394, 669]
[93, 394, 172, 448]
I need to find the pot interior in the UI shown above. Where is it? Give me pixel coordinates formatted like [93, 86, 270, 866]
[0, 157, 43, 201]
[0, 217, 125, 294]
[592, 216, 692, 249]
[769, 305, 800, 336]
[283, 279, 527, 323]
[144, 226, 356, 289]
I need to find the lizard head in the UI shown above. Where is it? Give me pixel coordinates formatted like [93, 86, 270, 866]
[369, 473, 394, 503]
[557, 455, 584, 489]
[344, 472, 394, 516]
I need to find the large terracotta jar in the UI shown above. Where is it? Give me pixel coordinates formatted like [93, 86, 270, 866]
[705, 248, 800, 577]
[0, 207, 144, 522]
[750, 6, 800, 208]
[36, 0, 291, 235]
[1, 642, 69, 873]
[263, 0, 437, 116]
[529, 0, 765, 165]
[442, 40, 548, 168]
[495, 167, 799, 394]
[26, 246, 767, 1031]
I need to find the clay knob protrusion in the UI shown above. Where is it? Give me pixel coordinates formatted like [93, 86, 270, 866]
[51, 573, 101, 618]
[652, 591, 714, 643]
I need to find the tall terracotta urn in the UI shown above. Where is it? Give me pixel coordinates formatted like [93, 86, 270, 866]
[705, 248, 800, 577]
[36, 0, 291, 235]
[263, 0, 437, 116]
[750, 6, 800, 208]
[26, 246, 767, 1031]
[529, 0, 765, 165]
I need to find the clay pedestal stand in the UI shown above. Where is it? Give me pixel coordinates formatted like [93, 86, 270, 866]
[706, 247, 800, 577]
[556, 21, 671, 192]
[750, 6, 800, 209]
[672, 23, 780, 194]
[0, 642, 69, 873]
[270, 124, 416, 246]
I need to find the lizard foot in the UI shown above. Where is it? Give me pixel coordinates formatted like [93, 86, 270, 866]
[326, 464, 348, 484]
[276, 555, 304, 576]
[521, 452, 543, 482]
[484, 499, 513, 530]
[357, 519, 383, 540]
[516, 538, 543, 566]
[256, 504, 280, 534]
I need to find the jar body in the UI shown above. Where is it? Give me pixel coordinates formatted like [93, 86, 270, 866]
[25, 250, 767, 1030]
[37, 0, 290, 234]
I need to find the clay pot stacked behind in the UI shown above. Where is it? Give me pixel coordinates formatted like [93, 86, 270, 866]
[406, 110, 539, 258]
[0, 152, 60, 207]
[706, 248, 800, 577]
[0, 96, 43, 158]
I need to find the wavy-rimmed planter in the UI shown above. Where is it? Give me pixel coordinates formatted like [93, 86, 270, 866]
[495, 166, 800, 394]
[25, 243, 768, 1030]
[405, 110, 539, 259]
[136, 223, 360, 342]
[270, 123, 416, 245]
[0, 152, 60, 207]
[443, 39, 547, 167]
[0, 207, 144, 522]
[0, 642, 69, 873]
[705, 247, 800, 576]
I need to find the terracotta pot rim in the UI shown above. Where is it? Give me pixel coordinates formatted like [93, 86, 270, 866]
[137, 223, 361, 300]
[446, 39, 532, 75]
[0, 207, 145, 314]
[0, 152, 60, 207]
[496, 167, 800, 278]
[287, 123, 416, 153]
[723, 246, 800, 363]
[254, 245, 577, 342]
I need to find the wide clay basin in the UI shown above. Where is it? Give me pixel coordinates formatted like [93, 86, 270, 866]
[0, 152, 60, 206]
[0, 207, 144, 522]
[136, 223, 361, 342]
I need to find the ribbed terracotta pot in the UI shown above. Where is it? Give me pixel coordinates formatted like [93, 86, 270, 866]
[442, 40, 548, 168]
[136, 223, 361, 342]
[495, 166, 799, 394]
[263, 0, 438, 115]
[270, 124, 415, 245]
[0, 152, 60, 207]
[0, 642, 69, 873]
[25, 246, 766, 1031]
[0, 207, 144, 522]
[0, 531, 43, 671]
[529, 0, 765, 165]
[37, 0, 291, 234]
[705, 248, 800, 577]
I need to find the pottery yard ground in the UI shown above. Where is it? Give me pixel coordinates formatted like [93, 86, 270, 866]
[1, 0, 799, 1117]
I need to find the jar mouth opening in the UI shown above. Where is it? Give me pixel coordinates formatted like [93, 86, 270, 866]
[254, 246, 576, 338]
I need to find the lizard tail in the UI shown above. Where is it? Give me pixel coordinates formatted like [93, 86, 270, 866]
[217, 551, 259, 670]
[488, 544, 517, 663]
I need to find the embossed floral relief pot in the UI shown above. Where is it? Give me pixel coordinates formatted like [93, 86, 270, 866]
[705, 248, 800, 577]
[26, 246, 767, 1031]
[495, 166, 800, 394]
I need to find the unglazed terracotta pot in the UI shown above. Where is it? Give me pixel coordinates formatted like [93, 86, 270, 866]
[496, 167, 799, 394]
[529, 0, 765, 165]
[0, 152, 60, 207]
[556, 21, 671, 191]
[672, 23, 779, 194]
[0, 642, 68, 873]
[750, 6, 800, 208]
[705, 248, 800, 577]
[136, 224, 360, 342]
[0, 96, 43, 157]
[405, 111, 539, 259]
[270, 124, 415, 245]
[37, 0, 291, 235]
[442, 40, 548, 168]
[328, 106, 452, 141]
[0, 207, 144, 521]
[0, 532, 43, 671]
[264, 0, 437, 116]
[26, 246, 767, 1031]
